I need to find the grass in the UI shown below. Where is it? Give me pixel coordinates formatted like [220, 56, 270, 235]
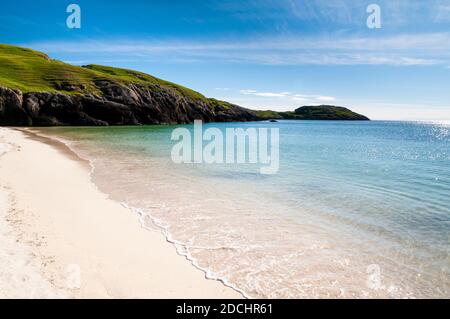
[83, 64, 209, 102]
[0, 44, 368, 120]
[0, 44, 100, 94]
[255, 106, 369, 121]
[208, 98, 235, 110]
[0, 43, 228, 107]
[253, 110, 283, 120]
[290, 105, 369, 120]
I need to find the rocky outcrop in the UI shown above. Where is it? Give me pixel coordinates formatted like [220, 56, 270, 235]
[291, 105, 369, 120]
[0, 87, 29, 125]
[0, 82, 258, 126]
[255, 105, 370, 121]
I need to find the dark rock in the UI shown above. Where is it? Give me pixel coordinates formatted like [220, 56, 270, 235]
[53, 81, 87, 92]
[0, 82, 259, 126]
[0, 87, 31, 125]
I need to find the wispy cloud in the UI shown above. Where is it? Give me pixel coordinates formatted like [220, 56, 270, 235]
[24, 32, 450, 67]
[212, 0, 450, 28]
[240, 89, 336, 103]
[289, 0, 359, 25]
[434, 3, 450, 22]
[240, 90, 290, 97]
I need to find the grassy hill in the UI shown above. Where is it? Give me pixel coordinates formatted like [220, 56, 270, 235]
[255, 105, 369, 121]
[0, 44, 368, 125]
[0, 44, 210, 103]
[0, 44, 259, 126]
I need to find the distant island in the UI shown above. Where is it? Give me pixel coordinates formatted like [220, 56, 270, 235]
[0, 44, 369, 126]
[255, 105, 370, 121]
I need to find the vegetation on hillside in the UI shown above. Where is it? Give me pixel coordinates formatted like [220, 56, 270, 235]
[0, 44, 225, 107]
[255, 105, 369, 121]
[0, 44, 369, 122]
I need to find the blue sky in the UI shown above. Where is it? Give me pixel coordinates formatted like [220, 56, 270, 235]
[1, 0, 450, 120]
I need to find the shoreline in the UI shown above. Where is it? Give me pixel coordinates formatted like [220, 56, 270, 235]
[23, 127, 251, 299]
[0, 127, 241, 298]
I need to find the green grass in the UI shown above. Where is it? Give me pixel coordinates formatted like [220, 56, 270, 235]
[253, 110, 283, 120]
[0, 44, 370, 120]
[83, 64, 208, 101]
[291, 105, 369, 120]
[255, 106, 369, 121]
[208, 98, 235, 110]
[0, 44, 225, 106]
[0, 44, 100, 94]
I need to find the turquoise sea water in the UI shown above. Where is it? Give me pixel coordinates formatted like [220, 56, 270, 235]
[36, 120, 450, 298]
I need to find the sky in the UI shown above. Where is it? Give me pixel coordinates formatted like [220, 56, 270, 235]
[1, 0, 450, 120]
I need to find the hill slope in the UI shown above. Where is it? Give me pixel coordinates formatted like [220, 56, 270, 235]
[255, 105, 370, 121]
[0, 44, 257, 125]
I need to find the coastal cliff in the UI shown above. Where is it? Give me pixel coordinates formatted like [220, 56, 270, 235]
[0, 44, 369, 126]
[0, 84, 257, 126]
[0, 44, 257, 126]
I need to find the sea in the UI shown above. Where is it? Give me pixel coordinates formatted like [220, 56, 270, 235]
[34, 120, 450, 298]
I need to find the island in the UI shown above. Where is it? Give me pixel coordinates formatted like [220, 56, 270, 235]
[255, 105, 369, 121]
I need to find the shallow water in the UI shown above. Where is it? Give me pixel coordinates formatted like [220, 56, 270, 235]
[36, 120, 450, 298]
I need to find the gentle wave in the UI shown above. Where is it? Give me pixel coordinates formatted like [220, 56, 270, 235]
[31, 121, 450, 298]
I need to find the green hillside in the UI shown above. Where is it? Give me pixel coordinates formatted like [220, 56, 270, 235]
[0, 44, 208, 102]
[256, 105, 370, 121]
[0, 44, 368, 124]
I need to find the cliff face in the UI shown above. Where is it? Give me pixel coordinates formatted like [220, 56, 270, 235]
[0, 44, 370, 126]
[0, 81, 258, 126]
[0, 44, 258, 126]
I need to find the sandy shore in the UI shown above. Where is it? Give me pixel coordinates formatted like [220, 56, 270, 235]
[0, 127, 241, 298]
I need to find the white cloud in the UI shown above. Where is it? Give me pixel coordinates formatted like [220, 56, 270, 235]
[317, 96, 336, 102]
[239, 89, 336, 104]
[23, 32, 450, 67]
[434, 4, 450, 22]
[240, 90, 290, 98]
[292, 97, 307, 102]
[212, 0, 449, 29]
[255, 92, 290, 97]
[240, 89, 257, 94]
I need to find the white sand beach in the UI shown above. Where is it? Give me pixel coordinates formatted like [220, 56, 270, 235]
[0, 127, 240, 298]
